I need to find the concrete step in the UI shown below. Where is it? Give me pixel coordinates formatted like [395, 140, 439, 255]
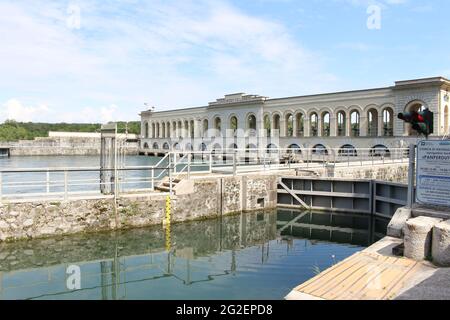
[155, 186, 171, 192]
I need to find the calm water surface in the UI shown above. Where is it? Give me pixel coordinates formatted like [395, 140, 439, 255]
[0, 209, 388, 300]
[0, 155, 164, 194]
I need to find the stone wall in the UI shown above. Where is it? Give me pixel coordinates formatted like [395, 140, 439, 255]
[0, 210, 277, 272]
[1, 136, 139, 156]
[307, 162, 409, 184]
[0, 174, 278, 242]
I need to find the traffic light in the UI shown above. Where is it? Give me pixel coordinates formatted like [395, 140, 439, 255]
[398, 109, 434, 138]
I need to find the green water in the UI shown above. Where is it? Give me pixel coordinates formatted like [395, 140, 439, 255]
[0, 209, 388, 300]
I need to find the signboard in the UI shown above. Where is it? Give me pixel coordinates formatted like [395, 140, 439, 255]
[416, 140, 450, 207]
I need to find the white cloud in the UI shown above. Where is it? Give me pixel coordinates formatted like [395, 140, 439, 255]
[0, 0, 337, 122]
[0, 99, 50, 122]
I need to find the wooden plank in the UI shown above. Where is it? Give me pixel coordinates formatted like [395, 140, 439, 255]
[297, 255, 367, 294]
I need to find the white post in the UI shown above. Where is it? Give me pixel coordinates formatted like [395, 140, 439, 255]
[174, 153, 177, 174]
[187, 153, 191, 179]
[64, 171, 68, 200]
[46, 170, 50, 193]
[168, 163, 173, 196]
[151, 168, 155, 190]
[0, 172, 2, 203]
[233, 151, 237, 176]
[209, 152, 213, 173]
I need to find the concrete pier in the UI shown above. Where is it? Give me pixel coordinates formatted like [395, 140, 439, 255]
[285, 237, 446, 300]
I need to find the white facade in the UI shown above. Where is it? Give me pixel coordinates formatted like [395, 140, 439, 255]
[140, 77, 450, 153]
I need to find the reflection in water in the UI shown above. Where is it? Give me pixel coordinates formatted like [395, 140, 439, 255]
[0, 210, 388, 300]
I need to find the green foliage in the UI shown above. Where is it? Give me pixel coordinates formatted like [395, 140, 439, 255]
[0, 120, 141, 141]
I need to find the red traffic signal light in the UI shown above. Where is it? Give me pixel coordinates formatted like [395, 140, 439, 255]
[398, 109, 434, 138]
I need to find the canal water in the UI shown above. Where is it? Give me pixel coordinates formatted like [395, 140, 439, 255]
[0, 155, 164, 195]
[0, 209, 388, 300]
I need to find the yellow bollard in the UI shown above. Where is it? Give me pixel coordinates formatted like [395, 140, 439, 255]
[165, 196, 171, 251]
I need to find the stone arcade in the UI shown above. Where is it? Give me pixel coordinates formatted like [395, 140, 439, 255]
[140, 77, 450, 154]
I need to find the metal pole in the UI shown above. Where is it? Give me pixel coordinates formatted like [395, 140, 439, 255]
[209, 151, 213, 173]
[174, 152, 177, 174]
[0, 172, 2, 203]
[233, 151, 237, 176]
[151, 168, 154, 190]
[407, 144, 416, 209]
[168, 163, 173, 196]
[187, 153, 191, 179]
[46, 170, 50, 193]
[64, 170, 68, 200]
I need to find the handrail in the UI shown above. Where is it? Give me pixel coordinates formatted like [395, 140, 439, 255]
[0, 148, 410, 202]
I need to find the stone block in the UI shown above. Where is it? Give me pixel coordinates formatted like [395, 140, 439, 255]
[404, 216, 442, 261]
[432, 219, 450, 267]
[387, 207, 411, 238]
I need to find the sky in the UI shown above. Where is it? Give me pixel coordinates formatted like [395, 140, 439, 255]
[0, 0, 449, 123]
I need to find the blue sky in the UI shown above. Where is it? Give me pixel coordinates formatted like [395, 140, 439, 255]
[0, 0, 449, 123]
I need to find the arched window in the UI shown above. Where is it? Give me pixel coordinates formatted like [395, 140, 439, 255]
[273, 114, 281, 134]
[144, 122, 149, 138]
[350, 110, 360, 137]
[337, 111, 346, 136]
[322, 112, 330, 137]
[152, 123, 156, 138]
[166, 122, 171, 138]
[288, 144, 301, 154]
[310, 113, 318, 137]
[152, 142, 159, 150]
[173, 143, 180, 151]
[156, 123, 160, 138]
[163, 142, 170, 150]
[186, 143, 193, 151]
[367, 109, 378, 137]
[143, 142, 149, 149]
[212, 143, 222, 155]
[184, 120, 189, 138]
[230, 116, 238, 134]
[371, 145, 390, 157]
[312, 144, 328, 155]
[296, 113, 304, 137]
[177, 121, 182, 138]
[286, 113, 294, 137]
[247, 114, 257, 130]
[200, 143, 207, 151]
[214, 117, 222, 136]
[339, 144, 357, 157]
[444, 105, 449, 134]
[202, 119, 208, 137]
[172, 121, 177, 138]
[264, 114, 271, 137]
[266, 143, 278, 154]
[162, 123, 166, 138]
[383, 108, 394, 136]
[190, 120, 194, 138]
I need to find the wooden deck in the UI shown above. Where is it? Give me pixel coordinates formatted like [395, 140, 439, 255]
[286, 237, 436, 300]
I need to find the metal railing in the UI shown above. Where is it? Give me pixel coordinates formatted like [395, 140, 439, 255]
[0, 148, 409, 202]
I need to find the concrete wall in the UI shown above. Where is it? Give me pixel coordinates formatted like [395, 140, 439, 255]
[0, 174, 278, 242]
[298, 162, 409, 184]
[0, 136, 139, 156]
[0, 211, 277, 273]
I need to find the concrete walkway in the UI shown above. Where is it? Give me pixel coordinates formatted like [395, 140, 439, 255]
[285, 237, 449, 300]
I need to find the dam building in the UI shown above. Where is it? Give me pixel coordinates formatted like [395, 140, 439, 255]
[140, 77, 450, 154]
